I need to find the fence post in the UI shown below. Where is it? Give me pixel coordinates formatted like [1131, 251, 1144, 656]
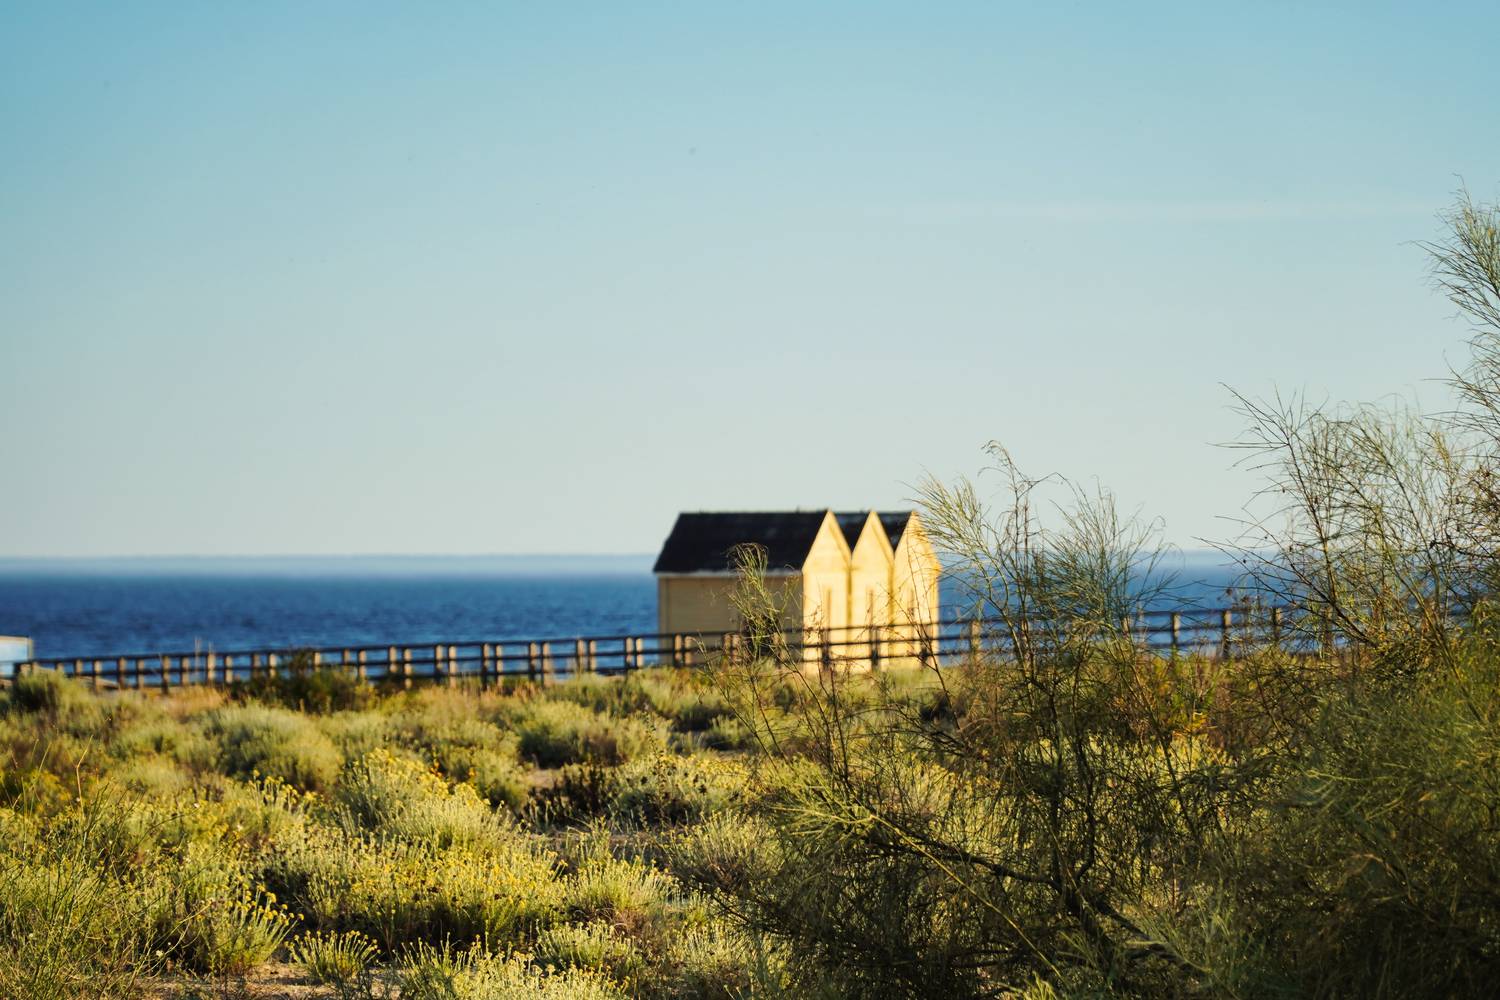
[527, 643, 540, 680]
[869, 627, 881, 671]
[820, 628, 833, 672]
[447, 645, 458, 686]
[574, 639, 586, 674]
[159, 655, 171, 693]
[224, 654, 235, 685]
[1220, 609, 1233, 661]
[134, 657, 145, 690]
[1270, 606, 1283, 649]
[357, 650, 367, 682]
[480, 644, 492, 686]
[401, 648, 413, 689]
[116, 656, 128, 689]
[1170, 613, 1181, 655]
[88, 659, 100, 690]
[205, 653, 217, 686]
[268, 653, 280, 679]
[432, 645, 443, 684]
[587, 639, 598, 673]
[967, 620, 981, 660]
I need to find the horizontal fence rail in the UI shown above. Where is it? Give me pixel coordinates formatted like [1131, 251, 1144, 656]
[5, 605, 1305, 691]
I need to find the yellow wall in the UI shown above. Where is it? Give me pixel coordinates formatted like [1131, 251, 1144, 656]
[845, 512, 894, 661]
[890, 514, 942, 660]
[658, 574, 801, 638]
[798, 512, 852, 659]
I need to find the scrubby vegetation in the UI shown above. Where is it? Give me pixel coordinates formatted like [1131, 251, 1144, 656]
[0, 666, 765, 1000]
[5, 192, 1500, 998]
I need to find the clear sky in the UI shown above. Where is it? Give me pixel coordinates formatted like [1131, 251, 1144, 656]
[2, 2, 1497, 557]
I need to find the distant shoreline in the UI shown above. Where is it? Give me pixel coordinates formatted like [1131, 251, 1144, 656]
[0, 549, 1245, 579]
[0, 554, 658, 577]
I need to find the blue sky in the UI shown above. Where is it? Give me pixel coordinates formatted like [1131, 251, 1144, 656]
[2, 2, 1497, 557]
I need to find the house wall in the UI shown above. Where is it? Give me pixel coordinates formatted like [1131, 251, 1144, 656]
[657, 574, 801, 638]
[798, 513, 852, 658]
[846, 513, 894, 662]
[890, 516, 942, 660]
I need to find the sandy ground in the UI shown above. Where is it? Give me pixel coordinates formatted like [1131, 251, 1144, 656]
[144, 963, 343, 1000]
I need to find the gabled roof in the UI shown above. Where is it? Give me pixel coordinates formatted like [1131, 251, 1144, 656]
[653, 511, 831, 574]
[834, 511, 870, 551]
[878, 511, 916, 549]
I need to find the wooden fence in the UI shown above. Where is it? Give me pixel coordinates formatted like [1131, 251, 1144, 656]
[6, 605, 1294, 691]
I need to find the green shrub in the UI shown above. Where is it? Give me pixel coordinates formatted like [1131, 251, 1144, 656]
[112, 755, 193, 797]
[180, 886, 295, 977]
[389, 709, 531, 811]
[611, 752, 744, 826]
[534, 762, 620, 825]
[1204, 640, 1500, 997]
[697, 715, 751, 751]
[335, 748, 514, 851]
[234, 656, 374, 714]
[666, 812, 782, 903]
[551, 673, 653, 717]
[108, 712, 217, 770]
[318, 709, 394, 759]
[432, 742, 530, 812]
[148, 839, 295, 976]
[565, 853, 675, 927]
[536, 921, 646, 986]
[289, 928, 379, 986]
[516, 700, 658, 768]
[0, 856, 158, 999]
[261, 817, 564, 951]
[204, 704, 343, 791]
[8, 669, 87, 715]
[0, 791, 171, 1000]
[5, 669, 110, 738]
[635, 671, 733, 732]
[662, 925, 765, 1000]
[397, 942, 628, 1000]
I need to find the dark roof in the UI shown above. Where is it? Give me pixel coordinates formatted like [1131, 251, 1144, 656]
[653, 512, 831, 574]
[877, 511, 915, 548]
[833, 511, 869, 550]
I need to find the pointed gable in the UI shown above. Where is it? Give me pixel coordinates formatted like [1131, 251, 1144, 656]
[834, 511, 870, 551]
[652, 511, 831, 574]
[878, 511, 914, 549]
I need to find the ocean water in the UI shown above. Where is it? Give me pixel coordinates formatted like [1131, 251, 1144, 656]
[0, 554, 1249, 662]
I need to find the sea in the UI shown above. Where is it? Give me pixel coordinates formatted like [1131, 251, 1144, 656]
[0, 553, 1250, 663]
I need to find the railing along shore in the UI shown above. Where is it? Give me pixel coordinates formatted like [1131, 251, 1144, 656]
[5, 605, 1302, 691]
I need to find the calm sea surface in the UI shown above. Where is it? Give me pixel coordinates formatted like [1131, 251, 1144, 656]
[0, 555, 1247, 661]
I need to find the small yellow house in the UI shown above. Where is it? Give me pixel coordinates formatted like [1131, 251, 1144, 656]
[654, 509, 941, 663]
[881, 511, 941, 657]
[653, 511, 851, 643]
[835, 511, 895, 659]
